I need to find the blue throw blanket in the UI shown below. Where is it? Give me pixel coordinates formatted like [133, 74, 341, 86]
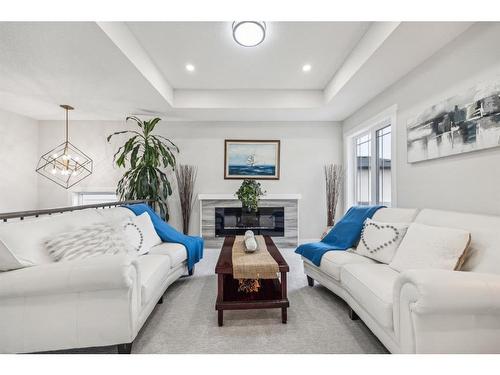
[295, 205, 384, 266]
[124, 203, 203, 272]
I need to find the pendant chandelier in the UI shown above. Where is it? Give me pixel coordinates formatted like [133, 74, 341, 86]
[36, 105, 93, 189]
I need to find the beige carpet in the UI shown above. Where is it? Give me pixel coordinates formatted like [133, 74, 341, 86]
[51, 248, 388, 354]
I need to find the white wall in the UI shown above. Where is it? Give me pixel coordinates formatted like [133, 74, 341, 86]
[38, 120, 343, 239]
[343, 22, 500, 216]
[0, 108, 39, 212]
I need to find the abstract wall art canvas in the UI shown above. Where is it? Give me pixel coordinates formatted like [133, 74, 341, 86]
[224, 140, 280, 179]
[407, 78, 500, 163]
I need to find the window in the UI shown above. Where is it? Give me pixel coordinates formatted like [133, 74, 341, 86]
[355, 133, 371, 205]
[376, 125, 392, 206]
[352, 122, 393, 206]
[72, 192, 118, 206]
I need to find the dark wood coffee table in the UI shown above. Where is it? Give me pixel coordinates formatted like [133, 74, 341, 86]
[215, 235, 290, 326]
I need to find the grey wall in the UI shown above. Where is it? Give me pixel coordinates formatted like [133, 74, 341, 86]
[343, 22, 500, 215]
[37, 120, 343, 239]
[0, 108, 39, 212]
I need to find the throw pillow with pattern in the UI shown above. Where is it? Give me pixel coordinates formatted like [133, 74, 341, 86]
[352, 218, 409, 264]
[45, 223, 129, 262]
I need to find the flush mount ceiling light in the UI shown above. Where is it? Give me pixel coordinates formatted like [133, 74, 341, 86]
[232, 21, 266, 47]
[185, 63, 195, 72]
[36, 105, 93, 189]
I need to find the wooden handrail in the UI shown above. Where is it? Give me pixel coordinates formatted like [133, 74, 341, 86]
[0, 200, 152, 222]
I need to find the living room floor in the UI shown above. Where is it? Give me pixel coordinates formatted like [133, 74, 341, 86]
[52, 248, 388, 354]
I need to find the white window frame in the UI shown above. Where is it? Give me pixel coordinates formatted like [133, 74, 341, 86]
[71, 189, 118, 206]
[344, 105, 398, 209]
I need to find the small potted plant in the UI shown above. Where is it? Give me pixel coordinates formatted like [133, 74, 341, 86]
[235, 179, 265, 212]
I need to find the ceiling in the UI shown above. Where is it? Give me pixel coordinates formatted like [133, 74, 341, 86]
[0, 22, 168, 120]
[0, 21, 474, 121]
[127, 22, 370, 89]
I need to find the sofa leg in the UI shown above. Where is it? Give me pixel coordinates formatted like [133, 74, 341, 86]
[158, 296, 163, 304]
[188, 266, 195, 276]
[117, 342, 133, 354]
[307, 275, 314, 287]
[349, 307, 359, 321]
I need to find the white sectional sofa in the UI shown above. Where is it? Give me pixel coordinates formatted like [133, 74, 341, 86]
[302, 207, 500, 354]
[0, 206, 189, 354]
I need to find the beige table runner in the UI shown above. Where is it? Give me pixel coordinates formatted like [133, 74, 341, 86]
[232, 235, 279, 279]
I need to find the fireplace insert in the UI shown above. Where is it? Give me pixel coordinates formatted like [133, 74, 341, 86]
[215, 207, 284, 237]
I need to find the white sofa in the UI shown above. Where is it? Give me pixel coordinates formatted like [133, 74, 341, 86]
[0, 206, 189, 354]
[302, 207, 500, 354]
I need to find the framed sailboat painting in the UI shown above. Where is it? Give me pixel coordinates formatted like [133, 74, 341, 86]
[224, 140, 281, 180]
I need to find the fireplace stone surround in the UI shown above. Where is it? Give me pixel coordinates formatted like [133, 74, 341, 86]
[199, 194, 301, 248]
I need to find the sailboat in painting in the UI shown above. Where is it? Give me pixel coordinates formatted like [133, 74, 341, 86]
[246, 154, 256, 167]
[232, 151, 274, 176]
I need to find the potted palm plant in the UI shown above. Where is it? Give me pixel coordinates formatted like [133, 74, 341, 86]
[107, 116, 179, 221]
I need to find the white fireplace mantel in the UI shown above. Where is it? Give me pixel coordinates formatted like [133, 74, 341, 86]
[198, 193, 301, 201]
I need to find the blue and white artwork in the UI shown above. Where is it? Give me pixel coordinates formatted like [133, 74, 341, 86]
[225, 140, 280, 179]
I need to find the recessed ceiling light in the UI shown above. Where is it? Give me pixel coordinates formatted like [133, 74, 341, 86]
[302, 64, 312, 72]
[185, 64, 195, 72]
[232, 21, 266, 47]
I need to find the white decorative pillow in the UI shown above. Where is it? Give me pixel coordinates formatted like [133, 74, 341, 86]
[389, 222, 471, 272]
[127, 212, 162, 255]
[121, 219, 145, 255]
[45, 223, 129, 262]
[353, 218, 409, 264]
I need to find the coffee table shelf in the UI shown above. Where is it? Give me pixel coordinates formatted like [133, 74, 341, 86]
[222, 276, 285, 303]
[215, 236, 290, 326]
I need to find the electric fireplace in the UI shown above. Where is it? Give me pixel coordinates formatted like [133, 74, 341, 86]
[215, 207, 285, 237]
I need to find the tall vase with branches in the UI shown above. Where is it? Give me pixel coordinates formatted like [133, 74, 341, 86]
[107, 116, 179, 221]
[175, 164, 197, 235]
[325, 164, 344, 228]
